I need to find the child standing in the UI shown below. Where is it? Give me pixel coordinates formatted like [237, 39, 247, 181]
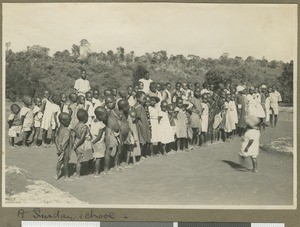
[200, 95, 209, 146]
[134, 91, 151, 159]
[20, 96, 34, 147]
[91, 106, 108, 177]
[239, 115, 261, 173]
[149, 96, 160, 156]
[41, 90, 52, 147]
[55, 112, 72, 181]
[175, 97, 188, 151]
[32, 98, 43, 147]
[73, 109, 93, 179]
[7, 104, 22, 147]
[127, 110, 141, 165]
[188, 106, 200, 147]
[158, 101, 175, 155]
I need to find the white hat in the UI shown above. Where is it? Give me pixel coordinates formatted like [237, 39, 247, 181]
[236, 85, 245, 92]
[261, 84, 267, 89]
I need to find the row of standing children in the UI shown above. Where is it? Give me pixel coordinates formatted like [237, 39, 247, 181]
[7, 81, 277, 179]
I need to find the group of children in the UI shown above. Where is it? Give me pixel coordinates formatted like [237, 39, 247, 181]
[7, 79, 281, 179]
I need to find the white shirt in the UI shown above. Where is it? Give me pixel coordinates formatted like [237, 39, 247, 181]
[74, 78, 91, 95]
[139, 78, 153, 94]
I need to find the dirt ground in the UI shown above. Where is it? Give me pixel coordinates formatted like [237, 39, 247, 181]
[4, 117, 294, 206]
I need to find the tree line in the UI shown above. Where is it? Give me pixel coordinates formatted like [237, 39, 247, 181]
[5, 39, 293, 104]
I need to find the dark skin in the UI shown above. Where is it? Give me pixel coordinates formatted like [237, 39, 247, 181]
[92, 107, 108, 176]
[73, 113, 88, 178]
[55, 114, 72, 180]
[8, 105, 21, 146]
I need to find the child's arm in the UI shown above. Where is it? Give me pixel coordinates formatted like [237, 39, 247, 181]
[54, 133, 61, 154]
[53, 112, 58, 129]
[92, 127, 105, 145]
[244, 139, 254, 152]
[73, 126, 88, 151]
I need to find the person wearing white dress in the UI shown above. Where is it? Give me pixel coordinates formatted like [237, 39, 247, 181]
[253, 90, 265, 131]
[138, 71, 152, 95]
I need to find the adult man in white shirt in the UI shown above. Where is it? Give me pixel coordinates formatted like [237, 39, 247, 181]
[74, 69, 91, 96]
[269, 85, 282, 127]
[138, 70, 153, 95]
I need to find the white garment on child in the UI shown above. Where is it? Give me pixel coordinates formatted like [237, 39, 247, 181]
[74, 78, 91, 95]
[158, 110, 175, 144]
[90, 119, 106, 158]
[149, 106, 160, 143]
[33, 105, 43, 128]
[240, 129, 260, 158]
[51, 103, 61, 129]
[201, 103, 209, 133]
[20, 106, 34, 132]
[41, 98, 53, 130]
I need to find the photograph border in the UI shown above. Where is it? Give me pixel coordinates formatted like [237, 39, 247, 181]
[0, 1, 299, 226]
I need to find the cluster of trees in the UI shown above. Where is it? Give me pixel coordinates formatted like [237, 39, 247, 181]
[5, 39, 293, 104]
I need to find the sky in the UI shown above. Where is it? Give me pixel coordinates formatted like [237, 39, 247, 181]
[3, 3, 297, 62]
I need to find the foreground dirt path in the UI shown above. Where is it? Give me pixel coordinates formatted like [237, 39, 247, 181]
[5, 120, 294, 206]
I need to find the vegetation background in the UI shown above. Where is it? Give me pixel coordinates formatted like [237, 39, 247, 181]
[5, 39, 294, 104]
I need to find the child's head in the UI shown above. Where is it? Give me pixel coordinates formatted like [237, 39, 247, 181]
[34, 98, 42, 107]
[111, 88, 117, 96]
[149, 82, 156, 93]
[77, 95, 85, 105]
[94, 106, 108, 122]
[22, 96, 32, 107]
[156, 83, 162, 92]
[160, 100, 168, 112]
[119, 89, 128, 99]
[77, 109, 88, 123]
[176, 97, 183, 108]
[118, 99, 130, 113]
[167, 103, 175, 114]
[138, 82, 144, 90]
[81, 69, 86, 79]
[134, 85, 139, 93]
[93, 90, 99, 99]
[181, 82, 187, 90]
[60, 93, 67, 103]
[245, 115, 260, 129]
[85, 91, 92, 102]
[105, 95, 116, 110]
[165, 82, 171, 91]
[194, 82, 200, 89]
[210, 84, 214, 91]
[58, 112, 71, 127]
[51, 94, 61, 105]
[10, 104, 20, 115]
[69, 93, 78, 103]
[150, 96, 160, 107]
[230, 94, 236, 101]
[43, 90, 50, 99]
[144, 95, 151, 107]
[104, 89, 112, 97]
[127, 86, 133, 96]
[135, 91, 146, 106]
[187, 83, 192, 90]
[194, 88, 201, 98]
[175, 82, 181, 91]
[225, 94, 231, 102]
